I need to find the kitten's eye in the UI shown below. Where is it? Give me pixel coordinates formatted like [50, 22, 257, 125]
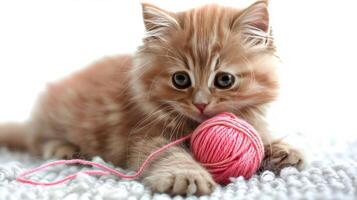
[214, 72, 235, 89]
[172, 71, 191, 89]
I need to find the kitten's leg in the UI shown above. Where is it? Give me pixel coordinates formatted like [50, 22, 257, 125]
[260, 140, 305, 173]
[42, 139, 80, 159]
[128, 137, 216, 196]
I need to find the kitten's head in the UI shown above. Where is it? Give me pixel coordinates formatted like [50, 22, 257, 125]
[131, 1, 278, 123]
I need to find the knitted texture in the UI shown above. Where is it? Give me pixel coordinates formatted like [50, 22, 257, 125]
[1, 136, 357, 200]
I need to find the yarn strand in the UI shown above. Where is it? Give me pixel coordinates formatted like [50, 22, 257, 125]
[16, 134, 192, 186]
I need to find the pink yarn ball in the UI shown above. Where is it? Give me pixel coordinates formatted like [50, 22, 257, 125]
[190, 112, 264, 184]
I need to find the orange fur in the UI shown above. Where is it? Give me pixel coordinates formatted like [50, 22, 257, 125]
[0, 1, 303, 196]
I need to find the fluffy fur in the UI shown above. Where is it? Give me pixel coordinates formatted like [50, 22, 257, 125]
[0, 1, 303, 196]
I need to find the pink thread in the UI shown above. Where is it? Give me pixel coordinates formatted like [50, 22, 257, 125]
[16, 112, 264, 186]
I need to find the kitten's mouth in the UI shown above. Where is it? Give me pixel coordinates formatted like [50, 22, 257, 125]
[188, 113, 210, 123]
[166, 102, 210, 122]
[199, 114, 210, 121]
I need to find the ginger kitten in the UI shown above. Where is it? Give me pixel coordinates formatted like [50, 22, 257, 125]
[0, 1, 304, 196]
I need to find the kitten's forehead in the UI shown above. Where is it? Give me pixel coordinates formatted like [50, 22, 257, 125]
[176, 5, 244, 71]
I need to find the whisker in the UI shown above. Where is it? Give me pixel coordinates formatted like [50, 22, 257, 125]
[168, 113, 182, 142]
[128, 104, 171, 136]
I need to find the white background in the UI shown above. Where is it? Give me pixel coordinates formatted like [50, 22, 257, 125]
[0, 0, 356, 141]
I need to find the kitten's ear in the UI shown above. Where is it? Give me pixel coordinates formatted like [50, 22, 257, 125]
[232, 1, 270, 49]
[234, 1, 269, 33]
[141, 3, 180, 39]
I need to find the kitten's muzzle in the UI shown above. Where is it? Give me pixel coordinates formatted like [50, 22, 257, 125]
[194, 103, 207, 113]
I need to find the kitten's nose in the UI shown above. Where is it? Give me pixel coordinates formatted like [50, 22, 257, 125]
[194, 103, 207, 113]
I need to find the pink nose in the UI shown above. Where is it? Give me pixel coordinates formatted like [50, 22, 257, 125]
[194, 104, 207, 113]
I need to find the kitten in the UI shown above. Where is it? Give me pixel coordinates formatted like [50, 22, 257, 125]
[0, 1, 304, 196]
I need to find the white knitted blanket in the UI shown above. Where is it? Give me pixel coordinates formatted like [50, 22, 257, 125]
[1, 136, 356, 200]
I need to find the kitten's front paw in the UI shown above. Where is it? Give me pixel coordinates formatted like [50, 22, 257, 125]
[42, 140, 79, 159]
[143, 166, 216, 196]
[261, 141, 305, 174]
